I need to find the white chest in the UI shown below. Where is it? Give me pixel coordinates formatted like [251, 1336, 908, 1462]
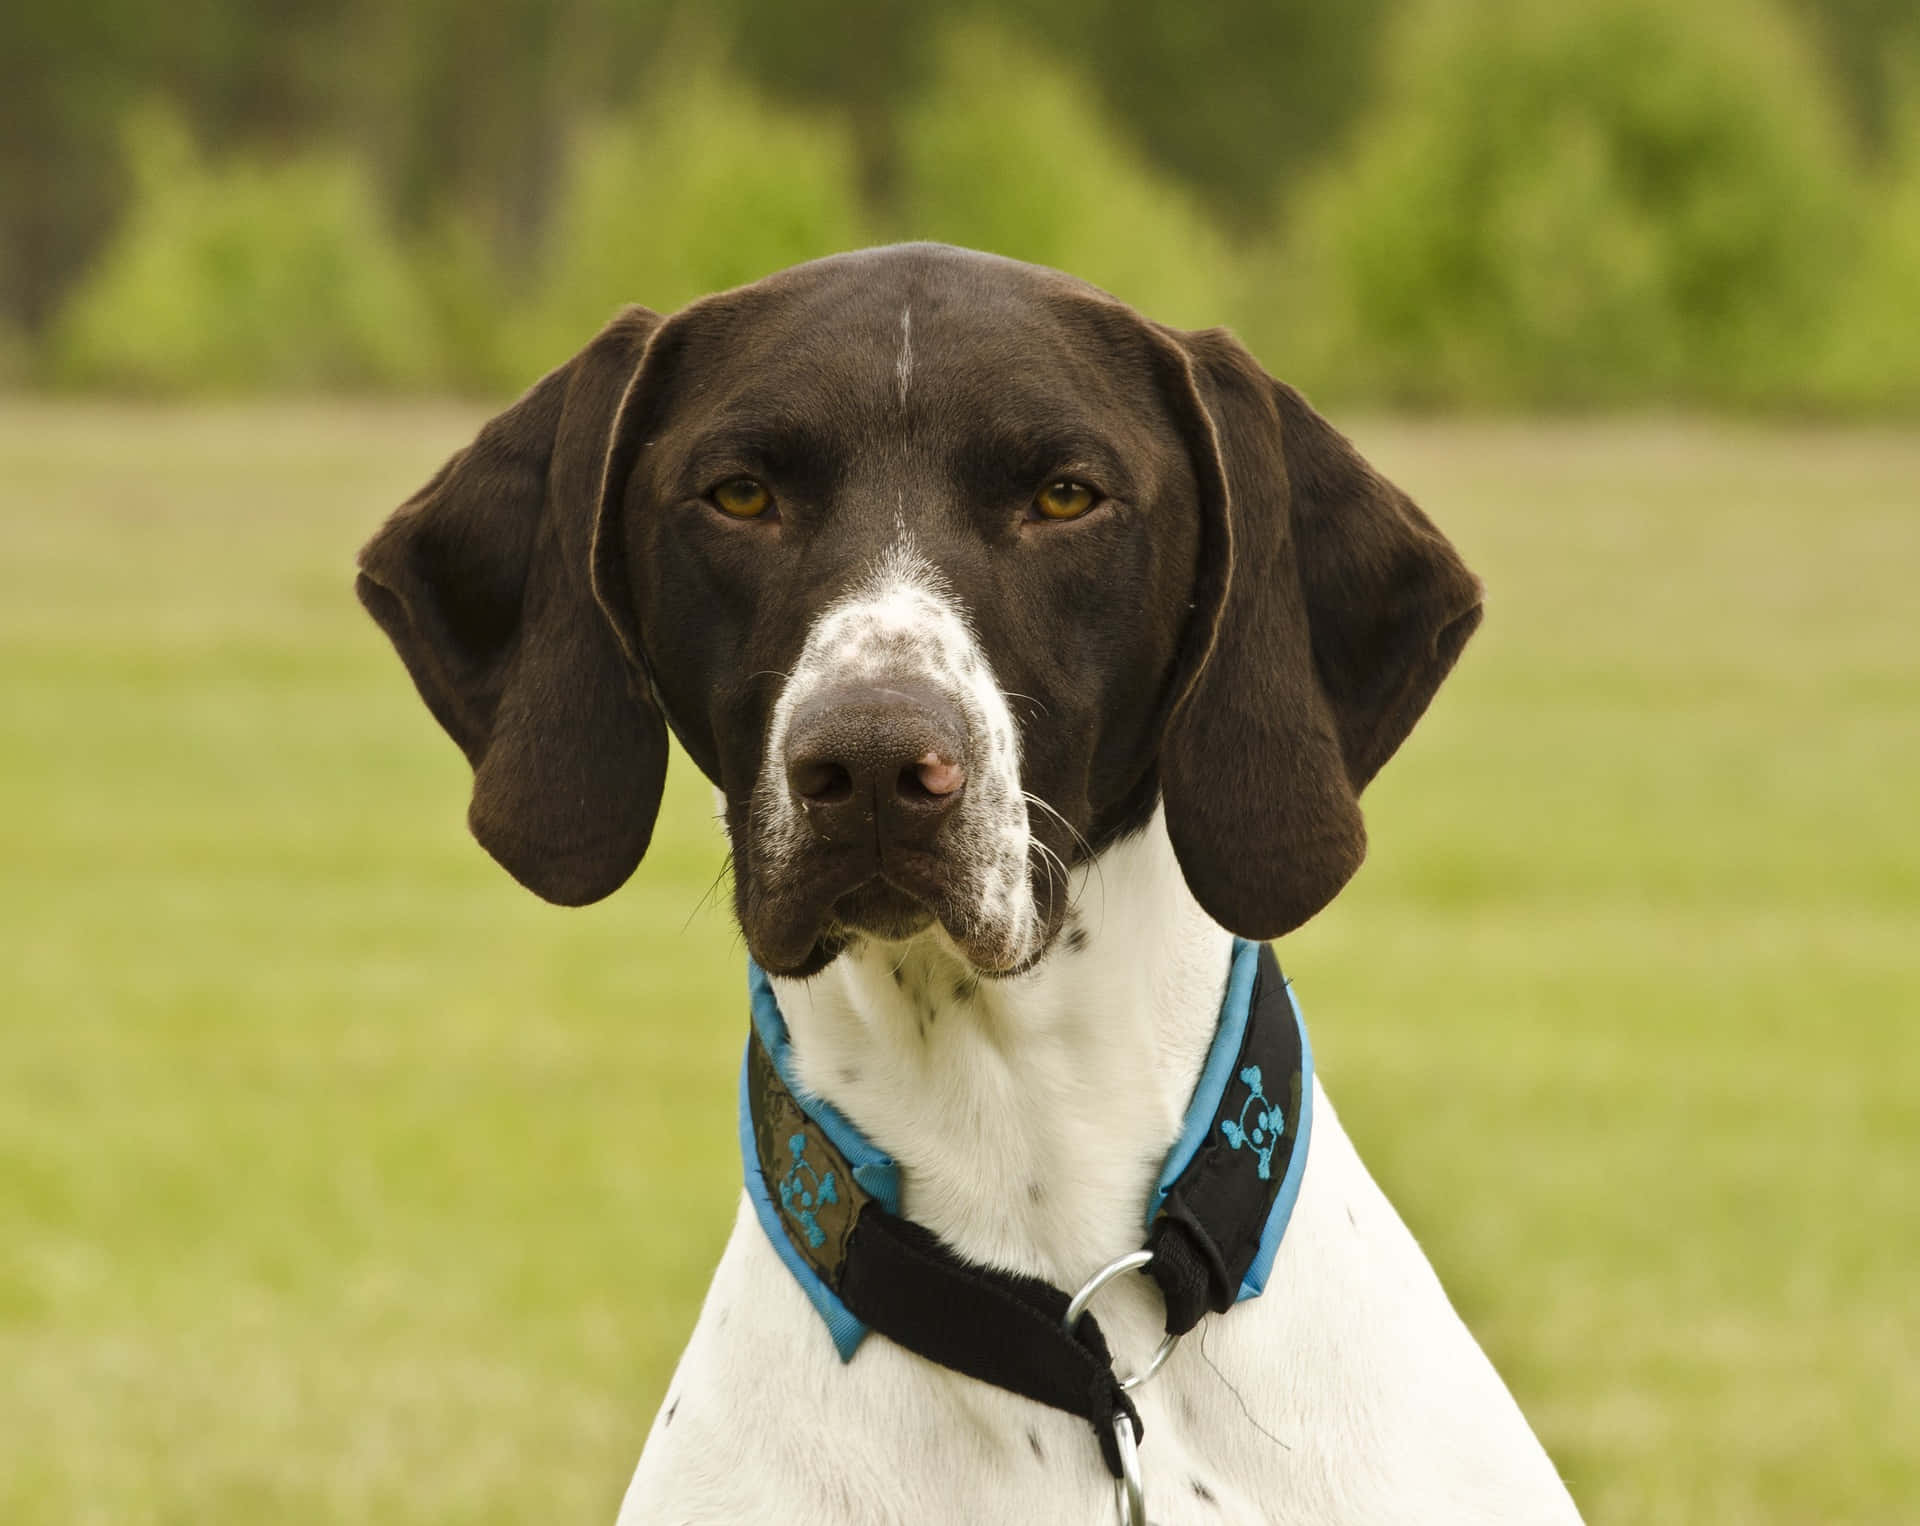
[617, 821, 1581, 1524]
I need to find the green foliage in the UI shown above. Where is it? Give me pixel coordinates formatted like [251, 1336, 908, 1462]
[1277, 0, 1862, 406]
[18, 5, 1920, 409]
[500, 66, 868, 384]
[896, 18, 1240, 327]
[403, 212, 527, 398]
[1812, 62, 1920, 410]
[52, 109, 444, 393]
[993, 0, 1394, 222]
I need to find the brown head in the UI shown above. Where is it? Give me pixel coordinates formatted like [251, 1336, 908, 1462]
[356, 244, 1481, 976]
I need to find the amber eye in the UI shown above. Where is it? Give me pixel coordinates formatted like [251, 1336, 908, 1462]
[1030, 479, 1099, 521]
[710, 477, 774, 519]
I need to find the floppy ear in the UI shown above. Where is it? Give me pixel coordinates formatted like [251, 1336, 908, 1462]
[355, 307, 668, 905]
[1157, 328, 1483, 939]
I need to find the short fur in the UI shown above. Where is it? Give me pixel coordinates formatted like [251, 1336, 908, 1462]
[357, 245, 1580, 1524]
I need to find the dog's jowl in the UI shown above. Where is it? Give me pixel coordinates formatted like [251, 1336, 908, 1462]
[358, 245, 1583, 1525]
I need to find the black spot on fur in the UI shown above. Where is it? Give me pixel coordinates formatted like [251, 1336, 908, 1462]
[1027, 1429, 1045, 1462]
[1065, 925, 1089, 952]
[1191, 1477, 1216, 1504]
[1347, 1202, 1358, 1229]
[841, 1065, 861, 1085]
[952, 979, 971, 1003]
[1027, 1180, 1045, 1205]
[891, 966, 905, 987]
[664, 1397, 679, 1427]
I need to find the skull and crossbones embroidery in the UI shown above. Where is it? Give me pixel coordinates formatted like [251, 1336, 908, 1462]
[1220, 1064, 1286, 1180]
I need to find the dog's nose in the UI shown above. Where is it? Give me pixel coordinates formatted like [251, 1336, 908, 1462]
[784, 684, 968, 848]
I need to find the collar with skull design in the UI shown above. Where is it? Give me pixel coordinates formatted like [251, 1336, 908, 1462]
[738, 936, 1314, 1362]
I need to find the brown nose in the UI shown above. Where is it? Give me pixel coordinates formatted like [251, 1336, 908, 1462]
[784, 683, 968, 850]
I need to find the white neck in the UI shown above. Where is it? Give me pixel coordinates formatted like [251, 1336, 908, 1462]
[637, 832, 1587, 1526]
[769, 809, 1232, 1288]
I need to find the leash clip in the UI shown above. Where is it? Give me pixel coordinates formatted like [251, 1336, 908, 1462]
[1064, 1249, 1183, 1526]
[1108, 1409, 1148, 1526]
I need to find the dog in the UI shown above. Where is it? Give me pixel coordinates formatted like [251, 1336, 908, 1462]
[357, 244, 1583, 1524]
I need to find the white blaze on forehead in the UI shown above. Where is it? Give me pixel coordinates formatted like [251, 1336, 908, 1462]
[754, 539, 1040, 968]
[894, 305, 913, 407]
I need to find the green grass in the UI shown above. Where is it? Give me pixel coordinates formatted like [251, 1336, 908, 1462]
[1, 403, 1914, 1523]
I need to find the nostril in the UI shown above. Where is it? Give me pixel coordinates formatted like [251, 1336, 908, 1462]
[899, 753, 966, 804]
[917, 754, 965, 796]
[791, 759, 854, 805]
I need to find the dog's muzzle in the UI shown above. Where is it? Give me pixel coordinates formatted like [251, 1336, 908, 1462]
[745, 551, 1042, 973]
[784, 681, 968, 854]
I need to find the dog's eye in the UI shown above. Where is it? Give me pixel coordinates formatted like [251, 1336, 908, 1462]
[1029, 479, 1100, 522]
[709, 477, 774, 519]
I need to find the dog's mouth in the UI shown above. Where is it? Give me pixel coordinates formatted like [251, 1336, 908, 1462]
[737, 831, 1059, 981]
[830, 878, 937, 941]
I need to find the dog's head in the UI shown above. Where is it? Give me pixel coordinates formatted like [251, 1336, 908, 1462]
[357, 245, 1480, 977]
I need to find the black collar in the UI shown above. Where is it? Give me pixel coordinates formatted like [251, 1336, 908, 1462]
[739, 938, 1313, 1480]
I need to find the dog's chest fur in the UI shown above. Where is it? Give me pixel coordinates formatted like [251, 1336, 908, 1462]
[619, 818, 1578, 1525]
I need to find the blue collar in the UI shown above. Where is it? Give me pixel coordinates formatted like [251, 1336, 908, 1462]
[739, 937, 1314, 1360]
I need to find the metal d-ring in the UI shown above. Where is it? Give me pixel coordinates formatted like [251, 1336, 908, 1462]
[1063, 1248, 1182, 1391]
[1065, 1249, 1184, 1526]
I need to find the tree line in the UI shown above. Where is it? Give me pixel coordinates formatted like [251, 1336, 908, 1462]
[5, 0, 1916, 406]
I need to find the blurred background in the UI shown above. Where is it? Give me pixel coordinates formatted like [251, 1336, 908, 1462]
[7, 0, 1920, 405]
[2, 1, 1915, 1522]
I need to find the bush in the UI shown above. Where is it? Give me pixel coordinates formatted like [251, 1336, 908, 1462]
[896, 18, 1241, 328]
[500, 65, 869, 383]
[52, 107, 444, 392]
[1275, 0, 1862, 407]
[1813, 63, 1920, 411]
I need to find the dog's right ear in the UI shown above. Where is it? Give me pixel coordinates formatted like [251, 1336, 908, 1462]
[355, 307, 668, 906]
[1152, 326, 1483, 940]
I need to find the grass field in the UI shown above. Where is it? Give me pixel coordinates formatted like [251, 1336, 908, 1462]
[2, 402, 1915, 1523]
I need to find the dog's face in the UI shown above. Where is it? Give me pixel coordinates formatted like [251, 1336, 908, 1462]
[606, 254, 1204, 975]
[358, 245, 1482, 977]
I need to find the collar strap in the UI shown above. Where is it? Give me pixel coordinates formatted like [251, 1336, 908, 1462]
[739, 938, 1313, 1478]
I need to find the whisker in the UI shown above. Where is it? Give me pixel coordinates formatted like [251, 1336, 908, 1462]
[1028, 837, 1069, 894]
[1023, 790, 1104, 929]
[1027, 846, 1062, 928]
[1028, 831, 1070, 883]
[1027, 835, 1073, 926]
[1021, 790, 1092, 860]
[683, 852, 735, 933]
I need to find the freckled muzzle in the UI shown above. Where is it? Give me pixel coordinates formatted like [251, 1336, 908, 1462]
[744, 556, 1045, 976]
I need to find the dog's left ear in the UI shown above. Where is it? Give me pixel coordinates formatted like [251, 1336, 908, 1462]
[355, 307, 668, 906]
[1155, 327, 1484, 939]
